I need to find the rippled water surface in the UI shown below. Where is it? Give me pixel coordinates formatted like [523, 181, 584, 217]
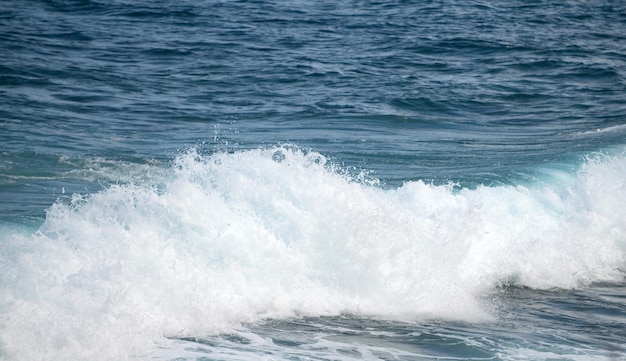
[1, 1, 625, 360]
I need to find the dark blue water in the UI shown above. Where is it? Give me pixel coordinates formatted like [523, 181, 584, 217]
[1, 1, 626, 360]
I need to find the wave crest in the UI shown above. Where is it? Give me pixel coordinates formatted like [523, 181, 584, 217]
[1, 146, 625, 360]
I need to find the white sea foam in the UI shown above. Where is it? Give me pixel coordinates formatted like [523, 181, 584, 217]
[1, 146, 625, 360]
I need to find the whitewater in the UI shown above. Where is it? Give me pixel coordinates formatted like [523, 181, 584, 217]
[1, 146, 624, 360]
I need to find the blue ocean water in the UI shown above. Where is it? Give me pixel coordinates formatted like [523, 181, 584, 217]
[1, 0, 626, 360]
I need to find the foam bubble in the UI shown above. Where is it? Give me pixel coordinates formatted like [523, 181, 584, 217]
[1, 146, 624, 360]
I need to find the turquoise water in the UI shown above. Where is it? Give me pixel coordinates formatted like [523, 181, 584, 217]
[1, 1, 625, 360]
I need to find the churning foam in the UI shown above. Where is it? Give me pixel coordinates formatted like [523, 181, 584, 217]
[1, 146, 625, 360]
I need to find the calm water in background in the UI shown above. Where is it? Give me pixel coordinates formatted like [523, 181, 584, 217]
[1, 1, 626, 360]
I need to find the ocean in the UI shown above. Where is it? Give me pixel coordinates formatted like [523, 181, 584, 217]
[1, 0, 626, 360]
